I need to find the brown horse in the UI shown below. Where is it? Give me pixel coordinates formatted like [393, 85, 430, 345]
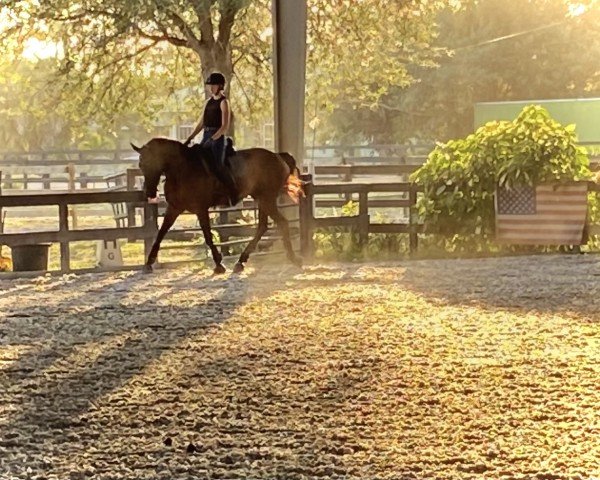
[131, 138, 304, 274]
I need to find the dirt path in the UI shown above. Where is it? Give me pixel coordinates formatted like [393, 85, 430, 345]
[0, 255, 599, 479]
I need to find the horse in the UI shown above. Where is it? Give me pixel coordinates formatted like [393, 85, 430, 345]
[130, 138, 304, 274]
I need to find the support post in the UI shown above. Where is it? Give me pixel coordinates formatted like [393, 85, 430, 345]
[272, 0, 307, 164]
[409, 185, 418, 254]
[59, 202, 70, 272]
[358, 189, 369, 246]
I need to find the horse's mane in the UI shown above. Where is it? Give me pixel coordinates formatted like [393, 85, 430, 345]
[147, 137, 183, 149]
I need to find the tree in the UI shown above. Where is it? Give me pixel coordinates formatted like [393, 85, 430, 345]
[0, 0, 274, 144]
[379, 0, 600, 142]
[1, 1, 251, 90]
[0, 0, 458, 149]
[304, 0, 456, 145]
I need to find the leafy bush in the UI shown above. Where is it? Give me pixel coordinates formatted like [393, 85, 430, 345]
[411, 105, 591, 239]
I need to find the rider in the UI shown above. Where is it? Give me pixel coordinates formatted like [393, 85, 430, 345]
[184, 72, 238, 206]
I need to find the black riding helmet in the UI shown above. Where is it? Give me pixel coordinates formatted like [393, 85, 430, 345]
[205, 72, 226, 86]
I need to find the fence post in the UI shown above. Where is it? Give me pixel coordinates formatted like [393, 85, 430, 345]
[66, 163, 78, 229]
[126, 168, 138, 227]
[358, 188, 369, 246]
[59, 201, 70, 272]
[299, 174, 314, 258]
[79, 172, 89, 189]
[408, 184, 418, 254]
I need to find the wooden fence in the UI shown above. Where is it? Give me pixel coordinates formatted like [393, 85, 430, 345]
[3, 178, 600, 275]
[2, 142, 600, 274]
[0, 189, 300, 274]
[0, 144, 429, 192]
[298, 175, 600, 257]
[0, 191, 157, 272]
[2, 142, 598, 192]
[298, 175, 422, 256]
[0, 149, 139, 191]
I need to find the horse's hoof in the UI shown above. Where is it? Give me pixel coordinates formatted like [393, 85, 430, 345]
[233, 262, 244, 274]
[213, 264, 227, 275]
[142, 265, 153, 274]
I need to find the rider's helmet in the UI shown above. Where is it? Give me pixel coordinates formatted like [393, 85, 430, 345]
[205, 72, 226, 86]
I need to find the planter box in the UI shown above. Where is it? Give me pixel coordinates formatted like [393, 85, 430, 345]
[495, 182, 588, 245]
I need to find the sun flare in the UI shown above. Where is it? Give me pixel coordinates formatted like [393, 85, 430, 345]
[22, 37, 62, 60]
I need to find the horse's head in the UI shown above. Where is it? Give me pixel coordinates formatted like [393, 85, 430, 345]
[131, 140, 166, 199]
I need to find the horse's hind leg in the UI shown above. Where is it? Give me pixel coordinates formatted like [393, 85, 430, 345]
[144, 206, 181, 273]
[197, 210, 226, 275]
[264, 199, 302, 268]
[234, 205, 269, 273]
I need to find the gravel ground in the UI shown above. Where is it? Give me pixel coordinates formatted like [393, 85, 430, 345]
[0, 255, 599, 480]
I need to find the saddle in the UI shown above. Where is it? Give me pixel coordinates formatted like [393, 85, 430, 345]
[186, 137, 235, 166]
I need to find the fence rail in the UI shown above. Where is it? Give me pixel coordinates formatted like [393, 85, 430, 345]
[0, 149, 138, 165]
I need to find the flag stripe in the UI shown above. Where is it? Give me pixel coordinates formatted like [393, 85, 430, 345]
[497, 233, 582, 239]
[536, 197, 587, 204]
[536, 197, 588, 205]
[497, 225, 584, 232]
[534, 207, 587, 214]
[497, 215, 587, 222]
[495, 217, 585, 225]
[496, 237, 582, 244]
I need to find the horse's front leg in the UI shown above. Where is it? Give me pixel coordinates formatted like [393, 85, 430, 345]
[144, 205, 181, 273]
[197, 210, 226, 275]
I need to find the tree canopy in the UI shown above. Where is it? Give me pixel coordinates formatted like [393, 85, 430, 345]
[341, 0, 600, 144]
[0, 0, 598, 150]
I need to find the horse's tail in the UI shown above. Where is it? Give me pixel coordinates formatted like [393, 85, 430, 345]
[277, 152, 305, 204]
[277, 152, 300, 176]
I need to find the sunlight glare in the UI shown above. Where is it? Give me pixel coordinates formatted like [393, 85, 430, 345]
[568, 3, 588, 17]
[22, 38, 62, 60]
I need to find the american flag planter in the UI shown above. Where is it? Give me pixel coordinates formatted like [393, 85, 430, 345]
[495, 182, 588, 246]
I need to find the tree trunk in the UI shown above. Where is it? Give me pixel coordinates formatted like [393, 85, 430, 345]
[197, 45, 236, 139]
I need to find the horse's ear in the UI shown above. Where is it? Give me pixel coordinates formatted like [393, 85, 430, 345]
[130, 143, 142, 153]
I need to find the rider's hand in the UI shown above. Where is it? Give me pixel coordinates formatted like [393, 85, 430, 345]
[147, 196, 159, 204]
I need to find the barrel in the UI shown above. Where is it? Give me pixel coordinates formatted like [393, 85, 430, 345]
[11, 244, 51, 272]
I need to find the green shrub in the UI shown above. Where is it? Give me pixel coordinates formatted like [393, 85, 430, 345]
[411, 105, 591, 240]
